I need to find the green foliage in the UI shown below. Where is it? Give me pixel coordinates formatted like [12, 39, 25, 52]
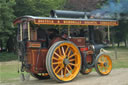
[14, 0, 65, 17]
[112, 20, 128, 43]
[0, 0, 16, 47]
[96, 0, 108, 8]
[0, 52, 18, 62]
[0, 0, 16, 34]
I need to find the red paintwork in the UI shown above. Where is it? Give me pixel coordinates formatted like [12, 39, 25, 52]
[49, 37, 64, 47]
[27, 48, 48, 73]
[80, 47, 93, 63]
[80, 47, 88, 51]
[69, 37, 85, 47]
[26, 37, 64, 73]
[86, 55, 92, 63]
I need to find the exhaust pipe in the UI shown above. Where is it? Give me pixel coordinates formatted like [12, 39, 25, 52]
[50, 10, 90, 18]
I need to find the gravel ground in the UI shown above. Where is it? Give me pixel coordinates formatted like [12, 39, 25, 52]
[1, 68, 128, 85]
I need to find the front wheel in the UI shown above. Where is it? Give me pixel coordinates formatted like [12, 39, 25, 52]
[95, 53, 112, 75]
[46, 41, 81, 82]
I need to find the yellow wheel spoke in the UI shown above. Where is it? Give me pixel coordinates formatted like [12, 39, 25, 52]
[69, 59, 75, 62]
[101, 66, 104, 71]
[53, 57, 59, 61]
[100, 59, 103, 62]
[54, 65, 59, 71]
[99, 66, 103, 71]
[98, 65, 102, 69]
[64, 67, 66, 77]
[58, 47, 62, 56]
[56, 66, 63, 74]
[98, 60, 102, 63]
[104, 66, 107, 72]
[104, 56, 106, 62]
[66, 67, 72, 75]
[65, 46, 69, 55]
[54, 52, 62, 59]
[62, 46, 65, 56]
[52, 61, 62, 65]
[101, 56, 104, 61]
[69, 63, 78, 67]
[68, 49, 72, 56]
[67, 64, 72, 70]
[61, 69, 63, 78]
[106, 60, 109, 64]
[68, 53, 76, 59]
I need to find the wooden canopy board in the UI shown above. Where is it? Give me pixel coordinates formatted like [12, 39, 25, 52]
[14, 16, 118, 26]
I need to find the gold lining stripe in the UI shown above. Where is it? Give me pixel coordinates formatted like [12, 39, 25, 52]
[34, 19, 118, 26]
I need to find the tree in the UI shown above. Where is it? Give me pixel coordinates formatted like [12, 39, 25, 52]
[13, 0, 65, 17]
[0, 0, 16, 51]
[64, 0, 106, 11]
[117, 20, 128, 47]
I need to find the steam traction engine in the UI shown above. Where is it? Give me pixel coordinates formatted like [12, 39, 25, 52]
[13, 10, 118, 82]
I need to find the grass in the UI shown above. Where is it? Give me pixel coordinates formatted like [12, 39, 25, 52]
[0, 47, 128, 82]
[0, 52, 19, 82]
[112, 59, 128, 69]
[0, 61, 20, 83]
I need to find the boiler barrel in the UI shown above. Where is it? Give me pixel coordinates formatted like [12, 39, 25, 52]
[50, 10, 89, 18]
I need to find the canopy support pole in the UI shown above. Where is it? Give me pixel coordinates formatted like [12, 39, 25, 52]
[108, 25, 110, 42]
[58, 25, 61, 34]
[28, 22, 31, 40]
[20, 24, 23, 41]
[68, 25, 70, 38]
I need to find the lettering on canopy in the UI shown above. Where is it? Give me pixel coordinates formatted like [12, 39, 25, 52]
[34, 19, 118, 26]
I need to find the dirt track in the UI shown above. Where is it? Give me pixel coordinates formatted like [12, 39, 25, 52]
[1, 68, 128, 85]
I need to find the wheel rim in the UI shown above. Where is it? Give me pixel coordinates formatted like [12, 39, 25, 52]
[97, 54, 112, 75]
[51, 42, 81, 81]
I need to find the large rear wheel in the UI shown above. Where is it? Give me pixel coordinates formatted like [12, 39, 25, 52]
[46, 41, 81, 82]
[95, 53, 112, 75]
